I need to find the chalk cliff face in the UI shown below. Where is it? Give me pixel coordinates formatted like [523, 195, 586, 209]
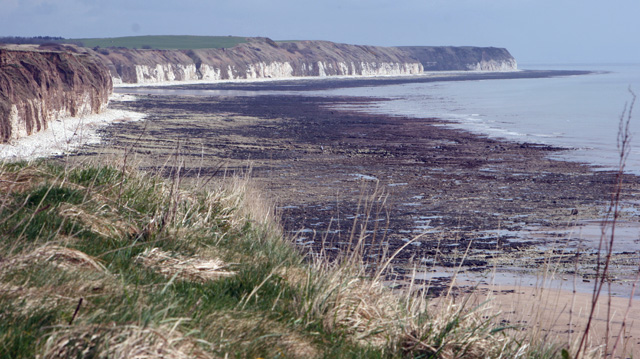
[399, 46, 517, 72]
[0, 45, 112, 142]
[97, 38, 425, 84]
[97, 39, 517, 85]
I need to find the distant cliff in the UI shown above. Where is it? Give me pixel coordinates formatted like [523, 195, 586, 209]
[0, 45, 112, 142]
[96, 38, 517, 84]
[399, 46, 517, 71]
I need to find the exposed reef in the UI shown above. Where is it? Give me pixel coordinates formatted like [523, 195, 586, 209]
[0, 45, 112, 142]
[76, 74, 638, 286]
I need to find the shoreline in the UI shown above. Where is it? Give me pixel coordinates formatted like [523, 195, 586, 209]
[3, 69, 584, 162]
[0, 69, 589, 161]
[72, 79, 640, 300]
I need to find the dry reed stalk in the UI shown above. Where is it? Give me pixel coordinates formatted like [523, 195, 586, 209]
[58, 203, 138, 239]
[301, 258, 403, 347]
[136, 248, 234, 283]
[322, 272, 401, 346]
[1, 243, 106, 273]
[222, 174, 279, 230]
[399, 295, 503, 359]
[41, 322, 215, 359]
[576, 90, 637, 359]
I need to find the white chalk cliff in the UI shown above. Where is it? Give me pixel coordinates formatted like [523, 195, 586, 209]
[96, 38, 517, 85]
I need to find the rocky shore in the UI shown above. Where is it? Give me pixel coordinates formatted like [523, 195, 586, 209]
[69, 71, 640, 295]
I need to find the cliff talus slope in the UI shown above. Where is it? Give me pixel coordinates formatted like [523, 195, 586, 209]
[0, 46, 112, 142]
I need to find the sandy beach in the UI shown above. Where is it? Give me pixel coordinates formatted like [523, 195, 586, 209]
[466, 284, 640, 356]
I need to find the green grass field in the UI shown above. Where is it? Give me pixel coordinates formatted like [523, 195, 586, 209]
[65, 35, 249, 50]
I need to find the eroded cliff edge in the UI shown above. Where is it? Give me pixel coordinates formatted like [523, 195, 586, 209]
[96, 38, 517, 84]
[0, 45, 112, 142]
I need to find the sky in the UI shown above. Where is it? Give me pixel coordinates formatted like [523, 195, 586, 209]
[1, 0, 639, 64]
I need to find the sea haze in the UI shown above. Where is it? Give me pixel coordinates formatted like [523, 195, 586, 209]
[313, 64, 640, 174]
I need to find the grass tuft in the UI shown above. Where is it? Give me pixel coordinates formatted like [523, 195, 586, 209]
[41, 322, 215, 359]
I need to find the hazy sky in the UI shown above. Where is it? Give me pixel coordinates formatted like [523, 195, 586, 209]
[1, 0, 639, 64]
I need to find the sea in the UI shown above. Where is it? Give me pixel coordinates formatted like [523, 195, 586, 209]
[306, 64, 640, 174]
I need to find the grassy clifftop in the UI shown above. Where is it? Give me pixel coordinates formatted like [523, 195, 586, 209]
[0, 159, 581, 358]
[66, 35, 249, 50]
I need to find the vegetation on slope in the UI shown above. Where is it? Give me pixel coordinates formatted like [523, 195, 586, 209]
[65, 35, 249, 50]
[0, 159, 596, 358]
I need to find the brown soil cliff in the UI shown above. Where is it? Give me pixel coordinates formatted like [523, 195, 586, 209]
[0, 44, 112, 143]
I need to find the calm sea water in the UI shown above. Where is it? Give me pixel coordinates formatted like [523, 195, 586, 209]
[310, 64, 640, 174]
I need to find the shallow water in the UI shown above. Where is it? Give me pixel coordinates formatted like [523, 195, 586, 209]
[310, 64, 640, 173]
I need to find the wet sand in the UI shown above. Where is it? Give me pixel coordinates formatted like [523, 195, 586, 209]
[465, 284, 640, 356]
